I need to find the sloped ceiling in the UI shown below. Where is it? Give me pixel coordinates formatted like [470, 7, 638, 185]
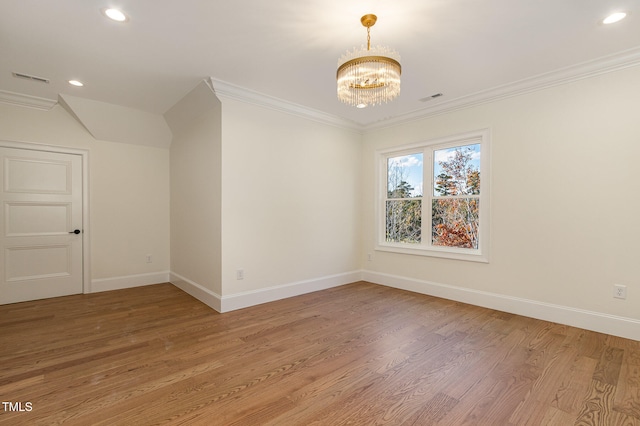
[59, 94, 172, 147]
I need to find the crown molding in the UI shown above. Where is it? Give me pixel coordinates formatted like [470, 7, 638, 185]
[3, 46, 639, 131]
[366, 46, 640, 130]
[208, 78, 364, 132]
[211, 47, 640, 132]
[0, 90, 57, 111]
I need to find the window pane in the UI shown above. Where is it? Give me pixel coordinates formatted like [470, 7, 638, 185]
[388, 153, 423, 198]
[432, 198, 479, 249]
[386, 200, 422, 243]
[433, 144, 480, 196]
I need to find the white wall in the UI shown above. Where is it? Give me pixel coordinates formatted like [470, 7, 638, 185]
[0, 103, 171, 290]
[362, 65, 640, 338]
[165, 81, 223, 300]
[4, 65, 638, 339]
[219, 98, 363, 309]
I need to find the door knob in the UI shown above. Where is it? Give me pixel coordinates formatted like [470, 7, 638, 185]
[69, 229, 81, 234]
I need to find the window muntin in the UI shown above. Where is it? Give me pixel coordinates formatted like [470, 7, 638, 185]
[377, 130, 489, 262]
[431, 143, 480, 249]
[386, 153, 423, 244]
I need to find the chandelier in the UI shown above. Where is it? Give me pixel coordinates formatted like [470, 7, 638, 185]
[337, 14, 401, 108]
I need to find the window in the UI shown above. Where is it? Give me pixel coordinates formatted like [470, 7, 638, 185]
[377, 129, 490, 262]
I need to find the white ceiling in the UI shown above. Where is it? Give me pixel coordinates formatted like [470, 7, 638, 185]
[2, 0, 640, 127]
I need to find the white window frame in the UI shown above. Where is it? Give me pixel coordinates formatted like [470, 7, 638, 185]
[375, 129, 490, 263]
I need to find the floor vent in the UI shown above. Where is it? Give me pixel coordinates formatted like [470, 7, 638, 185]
[12, 72, 50, 84]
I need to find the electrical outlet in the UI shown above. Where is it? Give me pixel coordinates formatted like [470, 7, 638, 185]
[146, 254, 152, 263]
[236, 269, 244, 280]
[367, 253, 373, 262]
[613, 284, 627, 299]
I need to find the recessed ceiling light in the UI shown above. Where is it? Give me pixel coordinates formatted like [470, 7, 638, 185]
[102, 8, 128, 22]
[602, 12, 628, 24]
[68, 80, 84, 87]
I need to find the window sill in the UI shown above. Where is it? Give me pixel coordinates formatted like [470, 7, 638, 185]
[376, 243, 489, 263]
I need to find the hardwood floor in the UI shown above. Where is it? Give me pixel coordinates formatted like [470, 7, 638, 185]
[1, 282, 639, 425]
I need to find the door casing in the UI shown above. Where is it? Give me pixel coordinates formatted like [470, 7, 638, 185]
[0, 139, 91, 294]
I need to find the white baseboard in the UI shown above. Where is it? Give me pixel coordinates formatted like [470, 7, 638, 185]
[219, 271, 363, 312]
[90, 271, 170, 293]
[166, 267, 639, 341]
[169, 271, 362, 313]
[170, 272, 222, 312]
[363, 270, 640, 341]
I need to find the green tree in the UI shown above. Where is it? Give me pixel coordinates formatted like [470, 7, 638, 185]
[389, 180, 414, 198]
[435, 173, 455, 196]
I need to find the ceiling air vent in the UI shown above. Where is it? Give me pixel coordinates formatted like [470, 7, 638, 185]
[12, 72, 50, 84]
[419, 93, 443, 102]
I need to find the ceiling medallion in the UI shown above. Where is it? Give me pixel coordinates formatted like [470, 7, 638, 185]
[337, 14, 401, 109]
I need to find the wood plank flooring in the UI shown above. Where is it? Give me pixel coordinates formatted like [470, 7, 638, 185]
[1, 281, 639, 425]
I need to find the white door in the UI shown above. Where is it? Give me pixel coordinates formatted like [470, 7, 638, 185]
[0, 147, 83, 304]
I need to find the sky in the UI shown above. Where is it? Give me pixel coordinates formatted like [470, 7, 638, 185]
[388, 143, 481, 197]
[387, 153, 424, 196]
